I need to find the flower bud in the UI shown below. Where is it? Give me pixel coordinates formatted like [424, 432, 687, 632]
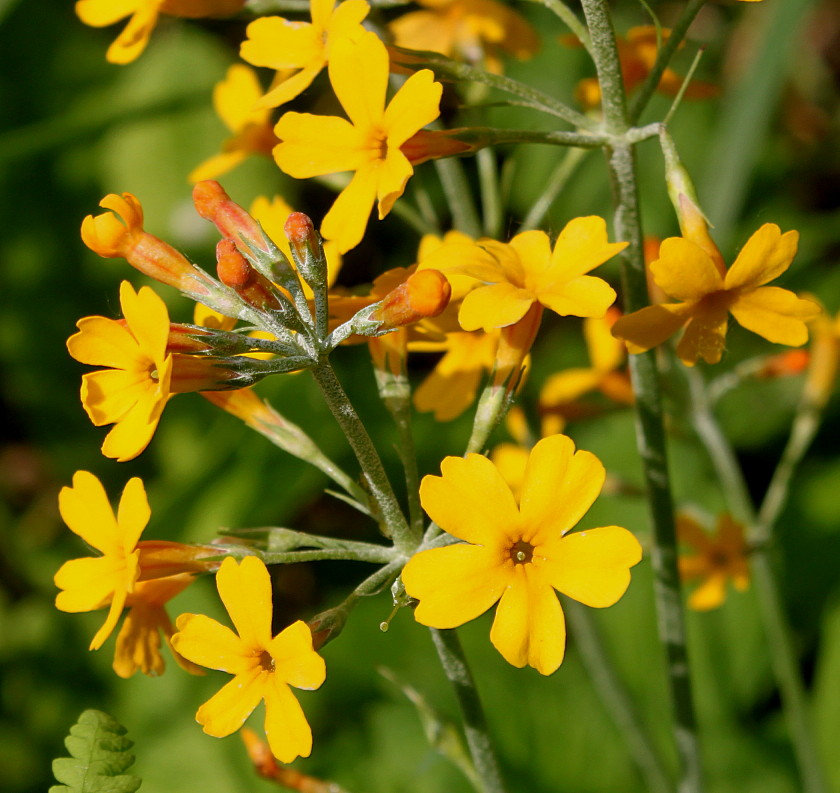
[492, 302, 542, 391]
[216, 239, 286, 314]
[193, 180, 268, 254]
[400, 129, 474, 166]
[81, 193, 212, 295]
[371, 269, 451, 330]
[136, 540, 222, 579]
[284, 212, 327, 290]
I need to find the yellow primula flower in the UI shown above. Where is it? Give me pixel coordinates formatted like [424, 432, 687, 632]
[189, 65, 279, 183]
[55, 472, 149, 651]
[240, 0, 369, 108]
[172, 556, 326, 762]
[274, 30, 442, 253]
[76, 0, 244, 64]
[389, 0, 539, 74]
[67, 281, 173, 462]
[611, 224, 822, 366]
[425, 219, 625, 332]
[402, 434, 642, 674]
[678, 513, 750, 611]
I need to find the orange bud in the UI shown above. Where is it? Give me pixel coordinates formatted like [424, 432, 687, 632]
[166, 323, 217, 354]
[284, 212, 316, 249]
[677, 194, 724, 274]
[493, 302, 543, 390]
[82, 193, 210, 294]
[400, 129, 474, 166]
[756, 348, 810, 379]
[372, 269, 451, 330]
[136, 540, 222, 580]
[216, 239, 283, 312]
[193, 180, 267, 254]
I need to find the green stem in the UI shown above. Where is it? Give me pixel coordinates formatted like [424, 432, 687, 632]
[520, 147, 588, 230]
[526, 0, 592, 54]
[429, 629, 508, 793]
[434, 157, 482, 238]
[629, 0, 707, 124]
[477, 147, 503, 238]
[564, 602, 673, 793]
[465, 383, 512, 456]
[580, 1, 703, 790]
[311, 360, 416, 552]
[685, 368, 828, 793]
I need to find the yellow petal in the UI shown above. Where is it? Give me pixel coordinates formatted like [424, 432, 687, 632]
[724, 224, 799, 291]
[68, 316, 141, 369]
[651, 237, 724, 300]
[520, 435, 605, 541]
[255, 63, 322, 109]
[216, 556, 274, 650]
[329, 31, 387, 131]
[58, 470, 121, 552]
[274, 113, 367, 177]
[100, 386, 169, 462]
[539, 368, 601, 405]
[112, 604, 165, 678]
[730, 287, 820, 347]
[55, 556, 121, 612]
[403, 545, 509, 628]
[548, 216, 627, 281]
[509, 230, 552, 283]
[676, 309, 729, 366]
[76, 0, 138, 27]
[489, 569, 566, 675]
[376, 149, 413, 218]
[267, 621, 326, 691]
[90, 577, 130, 650]
[383, 69, 441, 148]
[325, 0, 368, 35]
[586, 314, 624, 373]
[458, 282, 534, 331]
[543, 526, 642, 607]
[489, 442, 529, 500]
[213, 64, 266, 132]
[196, 667, 266, 737]
[188, 151, 249, 184]
[105, 6, 159, 64]
[419, 453, 520, 546]
[81, 369, 150, 425]
[119, 282, 169, 365]
[240, 17, 322, 70]
[610, 303, 692, 354]
[172, 613, 253, 674]
[116, 477, 151, 553]
[320, 165, 379, 253]
[537, 274, 616, 318]
[263, 676, 313, 762]
[676, 514, 713, 553]
[687, 572, 727, 611]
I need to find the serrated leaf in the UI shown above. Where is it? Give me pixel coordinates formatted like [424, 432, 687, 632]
[50, 709, 142, 793]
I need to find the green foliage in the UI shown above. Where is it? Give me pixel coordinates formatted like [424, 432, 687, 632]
[50, 710, 141, 793]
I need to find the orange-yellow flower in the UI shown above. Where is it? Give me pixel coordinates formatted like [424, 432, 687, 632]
[76, 0, 244, 64]
[611, 224, 822, 366]
[240, 0, 369, 108]
[274, 31, 442, 253]
[403, 435, 642, 674]
[172, 556, 326, 762]
[68, 281, 173, 462]
[189, 65, 278, 183]
[678, 513, 749, 611]
[389, 0, 539, 74]
[55, 472, 149, 650]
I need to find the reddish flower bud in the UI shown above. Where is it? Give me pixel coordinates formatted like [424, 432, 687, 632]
[82, 193, 212, 295]
[372, 269, 451, 330]
[400, 129, 474, 166]
[193, 180, 268, 254]
[216, 239, 283, 312]
[284, 212, 316, 250]
[136, 540, 222, 579]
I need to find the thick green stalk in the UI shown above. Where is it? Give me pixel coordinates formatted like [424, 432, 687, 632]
[580, 1, 703, 790]
[311, 360, 416, 552]
[685, 368, 828, 793]
[434, 158, 482, 238]
[429, 629, 508, 793]
[521, 147, 588, 230]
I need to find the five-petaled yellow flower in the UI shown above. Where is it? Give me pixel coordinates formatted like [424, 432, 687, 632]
[76, 0, 244, 64]
[611, 224, 821, 366]
[402, 434, 642, 675]
[274, 30, 442, 253]
[424, 219, 626, 332]
[189, 64, 278, 183]
[240, 0, 369, 108]
[67, 281, 173, 462]
[55, 471, 149, 651]
[678, 513, 750, 611]
[172, 556, 326, 762]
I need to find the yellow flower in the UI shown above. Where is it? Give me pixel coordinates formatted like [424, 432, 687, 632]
[240, 0, 369, 108]
[189, 65, 279, 183]
[172, 556, 326, 762]
[611, 224, 822, 366]
[274, 31, 442, 253]
[55, 472, 149, 650]
[402, 435, 642, 674]
[76, 0, 244, 64]
[429, 219, 625, 332]
[389, 0, 539, 74]
[113, 573, 203, 678]
[678, 513, 749, 611]
[67, 281, 173, 462]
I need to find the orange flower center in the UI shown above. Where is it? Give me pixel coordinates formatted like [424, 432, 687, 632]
[509, 539, 534, 565]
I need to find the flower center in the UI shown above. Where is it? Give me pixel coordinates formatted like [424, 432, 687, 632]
[258, 650, 274, 672]
[509, 539, 534, 565]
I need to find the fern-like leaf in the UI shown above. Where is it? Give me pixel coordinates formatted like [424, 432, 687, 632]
[50, 709, 142, 793]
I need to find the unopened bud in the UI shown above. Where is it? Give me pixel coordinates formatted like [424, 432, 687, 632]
[216, 238, 286, 314]
[193, 180, 268, 254]
[493, 302, 542, 391]
[400, 129, 474, 166]
[372, 269, 451, 330]
[284, 212, 327, 289]
[82, 193, 212, 295]
[136, 540, 222, 579]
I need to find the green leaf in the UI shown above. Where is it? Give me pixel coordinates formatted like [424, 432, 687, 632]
[50, 710, 141, 793]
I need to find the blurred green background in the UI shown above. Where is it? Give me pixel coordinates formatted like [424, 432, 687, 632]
[2, 0, 840, 791]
